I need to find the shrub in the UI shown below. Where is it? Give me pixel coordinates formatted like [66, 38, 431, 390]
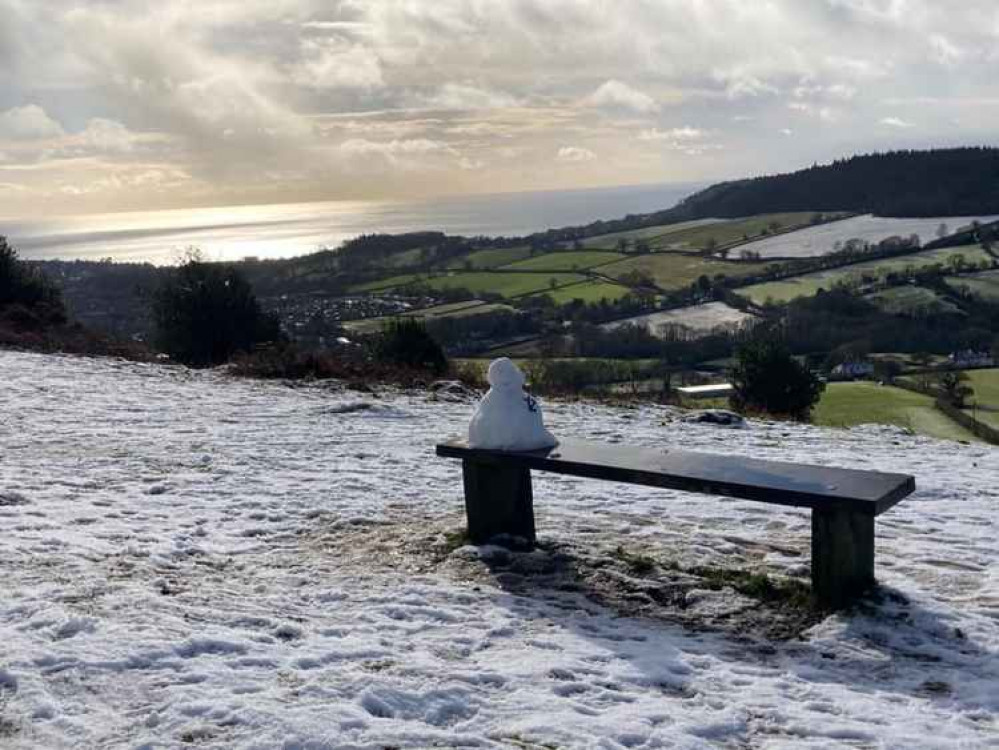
[729, 337, 825, 420]
[152, 256, 281, 367]
[0, 237, 65, 319]
[939, 371, 973, 408]
[374, 318, 448, 375]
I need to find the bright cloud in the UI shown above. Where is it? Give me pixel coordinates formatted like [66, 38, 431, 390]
[557, 146, 596, 163]
[880, 117, 915, 128]
[292, 40, 384, 90]
[586, 80, 659, 114]
[0, 105, 65, 140]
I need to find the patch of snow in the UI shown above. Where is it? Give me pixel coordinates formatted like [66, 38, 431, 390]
[740, 213, 999, 259]
[601, 302, 757, 338]
[0, 350, 997, 748]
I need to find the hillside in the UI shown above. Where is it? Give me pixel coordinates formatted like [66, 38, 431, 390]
[674, 147, 999, 219]
[1, 351, 998, 748]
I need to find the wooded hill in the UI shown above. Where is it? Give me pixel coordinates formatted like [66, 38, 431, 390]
[673, 147, 999, 219]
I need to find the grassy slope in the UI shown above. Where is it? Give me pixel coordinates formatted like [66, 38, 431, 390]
[945, 269, 999, 301]
[648, 212, 819, 251]
[813, 382, 978, 442]
[419, 271, 588, 298]
[741, 244, 993, 305]
[865, 286, 963, 316]
[963, 368, 999, 429]
[351, 273, 426, 293]
[342, 301, 515, 334]
[577, 219, 725, 249]
[578, 213, 821, 251]
[501, 251, 625, 271]
[534, 280, 632, 304]
[446, 246, 532, 270]
[602, 254, 767, 290]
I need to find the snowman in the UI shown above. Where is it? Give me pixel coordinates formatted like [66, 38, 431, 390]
[468, 358, 557, 451]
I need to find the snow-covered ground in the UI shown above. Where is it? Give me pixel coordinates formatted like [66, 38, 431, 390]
[1, 350, 997, 749]
[601, 302, 757, 338]
[739, 214, 999, 259]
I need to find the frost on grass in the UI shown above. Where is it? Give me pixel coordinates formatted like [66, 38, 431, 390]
[1, 351, 998, 749]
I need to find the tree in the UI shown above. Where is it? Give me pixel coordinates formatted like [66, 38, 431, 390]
[152, 254, 281, 367]
[376, 318, 448, 375]
[939, 371, 974, 408]
[728, 337, 825, 420]
[0, 236, 64, 315]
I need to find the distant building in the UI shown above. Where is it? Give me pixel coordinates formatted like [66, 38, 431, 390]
[949, 350, 995, 368]
[831, 361, 875, 379]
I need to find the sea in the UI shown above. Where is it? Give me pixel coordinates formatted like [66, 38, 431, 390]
[2, 181, 703, 266]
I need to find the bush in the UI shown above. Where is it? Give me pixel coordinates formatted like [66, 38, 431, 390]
[0, 237, 65, 319]
[729, 337, 825, 420]
[374, 318, 448, 375]
[152, 256, 281, 367]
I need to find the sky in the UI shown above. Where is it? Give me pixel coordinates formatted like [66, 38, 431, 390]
[0, 0, 997, 217]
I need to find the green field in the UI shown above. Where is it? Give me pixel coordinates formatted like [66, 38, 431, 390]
[578, 213, 825, 252]
[812, 382, 978, 442]
[342, 301, 516, 334]
[964, 368, 999, 430]
[501, 250, 625, 271]
[577, 219, 724, 250]
[945, 268, 999, 301]
[865, 286, 963, 316]
[651, 213, 821, 252]
[380, 247, 429, 268]
[533, 280, 633, 304]
[350, 273, 426, 293]
[446, 246, 532, 270]
[741, 244, 993, 305]
[602, 253, 767, 291]
[418, 271, 588, 298]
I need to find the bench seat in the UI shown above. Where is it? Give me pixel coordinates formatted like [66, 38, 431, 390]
[436, 438, 916, 609]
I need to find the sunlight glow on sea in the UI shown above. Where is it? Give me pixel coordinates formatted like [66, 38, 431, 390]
[3, 182, 703, 265]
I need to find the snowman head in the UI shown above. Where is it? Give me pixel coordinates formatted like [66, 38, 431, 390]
[487, 357, 526, 390]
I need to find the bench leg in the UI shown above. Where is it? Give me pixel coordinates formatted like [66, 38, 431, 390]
[461, 459, 536, 547]
[811, 508, 875, 609]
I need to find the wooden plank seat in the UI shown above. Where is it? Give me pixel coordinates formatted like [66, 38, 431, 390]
[436, 438, 916, 609]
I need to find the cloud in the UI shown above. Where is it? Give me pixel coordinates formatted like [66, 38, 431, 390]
[638, 126, 721, 155]
[79, 118, 139, 153]
[0, 0, 998, 213]
[639, 127, 705, 141]
[0, 105, 65, 140]
[424, 83, 519, 111]
[880, 116, 914, 128]
[556, 146, 596, 162]
[339, 137, 459, 169]
[586, 80, 659, 114]
[292, 39, 384, 89]
[788, 101, 839, 123]
[714, 70, 779, 99]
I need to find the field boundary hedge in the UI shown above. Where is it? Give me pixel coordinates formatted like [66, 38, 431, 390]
[934, 399, 999, 445]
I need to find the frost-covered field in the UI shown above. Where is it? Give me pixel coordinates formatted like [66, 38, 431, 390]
[1, 351, 998, 749]
[740, 214, 999, 259]
[601, 302, 757, 338]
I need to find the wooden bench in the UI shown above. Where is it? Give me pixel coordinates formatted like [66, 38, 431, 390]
[436, 438, 916, 609]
